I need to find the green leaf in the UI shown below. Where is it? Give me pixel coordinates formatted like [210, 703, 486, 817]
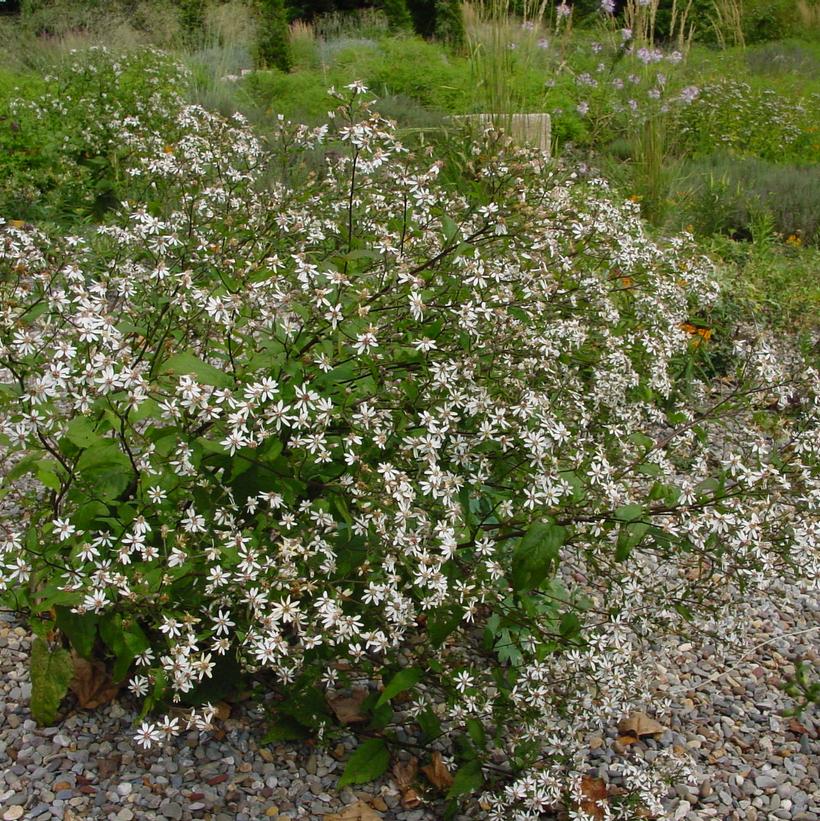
[446, 760, 483, 799]
[99, 614, 149, 682]
[510, 522, 566, 591]
[277, 685, 330, 729]
[129, 398, 161, 422]
[4, 454, 39, 483]
[614, 504, 643, 522]
[416, 709, 442, 741]
[196, 436, 227, 455]
[495, 628, 523, 666]
[73, 501, 110, 531]
[30, 638, 73, 725]
[180, 651, 243, 705]
[64, 416, 102, 449]
[637, 462, 662, 477]
[337, 739, 390, 787]
[76, 444, 132, 500]
[366, 700, 394, 731]
[441, 214, 459, 243]
[161, 351, 233, 387]
[427, 605, 463, 647]
[466, 718, 486, 749]
[55, 607, 98, 659]
[376, 667, 423, 707]
[559, 611, 581, 639]
[628, 432, 654, 451]
[36, 462, 62, 491]
[334, 529, 367, 578]
[261, 714, 310, 742]
[615, 521, 650, 562]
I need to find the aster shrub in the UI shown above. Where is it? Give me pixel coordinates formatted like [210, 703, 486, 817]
[2, 47, 187, 224]
[673, 78, 820, 164]
[1, 80, 818, 819]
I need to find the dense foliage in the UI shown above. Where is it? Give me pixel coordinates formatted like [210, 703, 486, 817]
[1, 56, 818, 815]
[0, 48, 187, 225]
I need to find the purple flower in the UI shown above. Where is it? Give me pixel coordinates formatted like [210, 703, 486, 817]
[679, 85, 700, 103]
[600, 0, 616, 14]
[556, 2, 571, 18]
[576, 101, 589, 116]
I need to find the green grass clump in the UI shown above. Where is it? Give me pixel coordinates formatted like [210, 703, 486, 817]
[675, 155, 820, 247]
[710, 238, 820, 338]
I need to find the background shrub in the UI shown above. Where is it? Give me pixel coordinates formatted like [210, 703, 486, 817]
[0, 48, 187, 225]
[255, 0, 292, 70]
[677, 155, 820, 246]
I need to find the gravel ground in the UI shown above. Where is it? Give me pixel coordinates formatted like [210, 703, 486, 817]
[1, 581, 817, 821]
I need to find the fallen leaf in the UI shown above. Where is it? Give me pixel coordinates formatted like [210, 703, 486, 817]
[617, 711, 665, 742]
[392, 757, 421, 809]
[327, 687, 369, 724]
[421, 751, 453, 791]
[213, 701, 231, 721]
[69, 653, 119, 709]
[96, 754, 121, 779]
[325, 800, 383, 821]
[578, 775, 608, 820]
[788, 718, 810, 736]
[616, 735, 639, 747]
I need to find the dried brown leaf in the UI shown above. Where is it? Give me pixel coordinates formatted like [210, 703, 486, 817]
[578, 775, 608, 820]
[96, 754, 121, 779]
[616, 734, 640, 747]
[69, 653, 119, 709]
[325, 800, 383, 821]
[421, 751, 454, 791]
[213, 701, 231, 721]
[788, 718, 810, 737]
[392, 757, 421, 809]
[617, 711, 665, 740]
[327, 687, 369, 725]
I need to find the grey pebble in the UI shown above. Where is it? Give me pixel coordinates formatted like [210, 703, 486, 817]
[160, 801, 183, 820]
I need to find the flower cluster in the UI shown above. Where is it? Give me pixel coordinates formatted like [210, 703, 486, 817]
[673, 78, 819, 162]
[540, 21, 701, 150]
[1, 73, 818, 817]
